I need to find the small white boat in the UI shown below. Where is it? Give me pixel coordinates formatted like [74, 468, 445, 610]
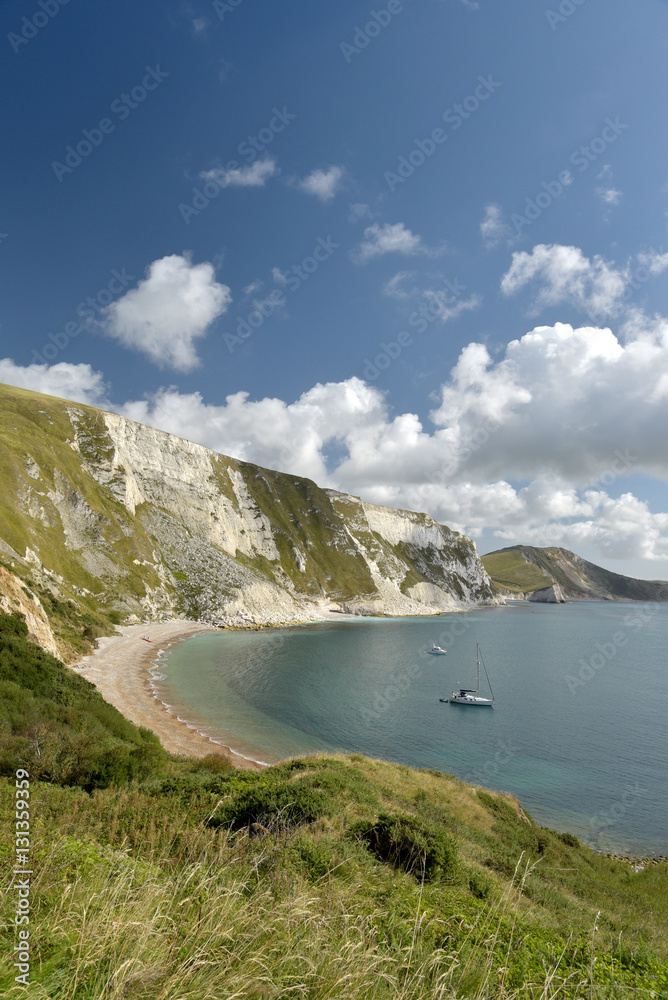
[427, 643, 447, 655]
[447, 644, 494, 707]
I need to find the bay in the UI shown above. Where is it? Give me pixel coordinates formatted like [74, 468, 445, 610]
[153, 601, 668, 856]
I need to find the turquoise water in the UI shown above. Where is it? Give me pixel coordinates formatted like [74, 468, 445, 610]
[154, 602, 668, 856]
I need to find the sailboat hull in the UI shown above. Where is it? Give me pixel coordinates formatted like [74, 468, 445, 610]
[449, 695, 493, 707]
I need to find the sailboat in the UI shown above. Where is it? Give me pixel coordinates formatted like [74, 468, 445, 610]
[442, 644, 494, 707]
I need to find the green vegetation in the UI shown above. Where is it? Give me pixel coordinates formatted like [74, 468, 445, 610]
[0, 683, 666, 991]
[482, 548, 556, 593]
[0, 612, 166, 789]
[0, 743, 667, 997]
[1, 625, 666, 997]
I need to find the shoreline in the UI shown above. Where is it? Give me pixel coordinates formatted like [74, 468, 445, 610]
[71, 615, 667, 859]
[70, 608, 380, 770]
[72, 620, 268, 771]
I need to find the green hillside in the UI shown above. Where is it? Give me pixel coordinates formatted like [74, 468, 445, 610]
[0, 611, 667, 998]
[481, 549, 554, 593]
[482, 545, 668, 601]
[0, 612, 166, 789]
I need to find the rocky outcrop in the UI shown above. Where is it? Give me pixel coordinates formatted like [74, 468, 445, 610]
[528, 584, 566, 604]
[0, 565, 60, 656]
[0, 384, 498, 644]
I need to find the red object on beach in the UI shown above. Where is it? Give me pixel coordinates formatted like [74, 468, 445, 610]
[141, 637, 152, 643]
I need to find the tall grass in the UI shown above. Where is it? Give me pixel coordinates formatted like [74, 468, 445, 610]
[1, 759, 666, 999]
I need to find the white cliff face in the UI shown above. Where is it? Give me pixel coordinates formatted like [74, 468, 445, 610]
[0, 392, 498, 630]
[528, 585, 567, 604]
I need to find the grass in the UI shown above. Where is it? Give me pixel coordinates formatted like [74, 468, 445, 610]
[0, 615, 665, 996]
[0, 755, 667, 998]
[481, 549, 555, 594]
[0, 612, 166, 789]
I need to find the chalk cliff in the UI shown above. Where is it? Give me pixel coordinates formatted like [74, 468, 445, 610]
[0, 384, 497, 656]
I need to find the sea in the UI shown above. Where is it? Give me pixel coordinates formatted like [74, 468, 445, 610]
[150, 601, 668, 857]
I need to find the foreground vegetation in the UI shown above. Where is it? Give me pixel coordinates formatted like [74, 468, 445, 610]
[1, 611, 667, 998]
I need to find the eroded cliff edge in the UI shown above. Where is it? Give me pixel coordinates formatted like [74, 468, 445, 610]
[0, 384, 497, 656]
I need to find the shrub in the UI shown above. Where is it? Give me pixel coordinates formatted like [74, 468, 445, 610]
[348, 812, 459, 881]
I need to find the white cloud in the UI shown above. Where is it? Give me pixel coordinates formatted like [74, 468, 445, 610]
[480, 203, 512, 249]
[116, 316, 668, 560]
[353, 222, 443, 264]
[297, 166, 344, 203]
[348, 202, 372, 223]
[597, 186, 622, 206]
[383, 272, 480, 320]
[201, 159, 276, 188]
[382, 271, 417, 300]
[101, 254, 231, 371]
[501, 244, 629, 319]
[0, 360, 107, 406]
[637, 249, 668, 276]
[595, 164, 622, 213]
[422, 289, 481, 323]
[5, 302, 668, 565]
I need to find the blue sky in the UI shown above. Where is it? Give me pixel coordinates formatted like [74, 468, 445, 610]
[2, 0, 668, 578]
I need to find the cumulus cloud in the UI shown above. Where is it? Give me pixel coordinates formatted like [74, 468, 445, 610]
[352, 223, 443, 264]
[501, 244, 630, 319]
[637, 248, 668, 276]
[4, 303, 668, 564]
[0, 359, 107, 406]
[480, 203, 512, 249]
[297, 166, 344, 203]
[109, 317, 668, 495]
[200, 159, 276, 188]
[100, 254, 231, 371]
[114, 316, 668, 559]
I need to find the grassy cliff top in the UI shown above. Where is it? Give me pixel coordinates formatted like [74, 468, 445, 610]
[481, 548, 554, 593]
[0, 611, 667, 997]
[482, 544, 668, 600]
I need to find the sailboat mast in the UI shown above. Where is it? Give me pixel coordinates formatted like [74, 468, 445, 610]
[476, 643, 480, 694]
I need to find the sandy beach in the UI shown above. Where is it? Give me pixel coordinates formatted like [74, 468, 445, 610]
[72, 620, 266, 771]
